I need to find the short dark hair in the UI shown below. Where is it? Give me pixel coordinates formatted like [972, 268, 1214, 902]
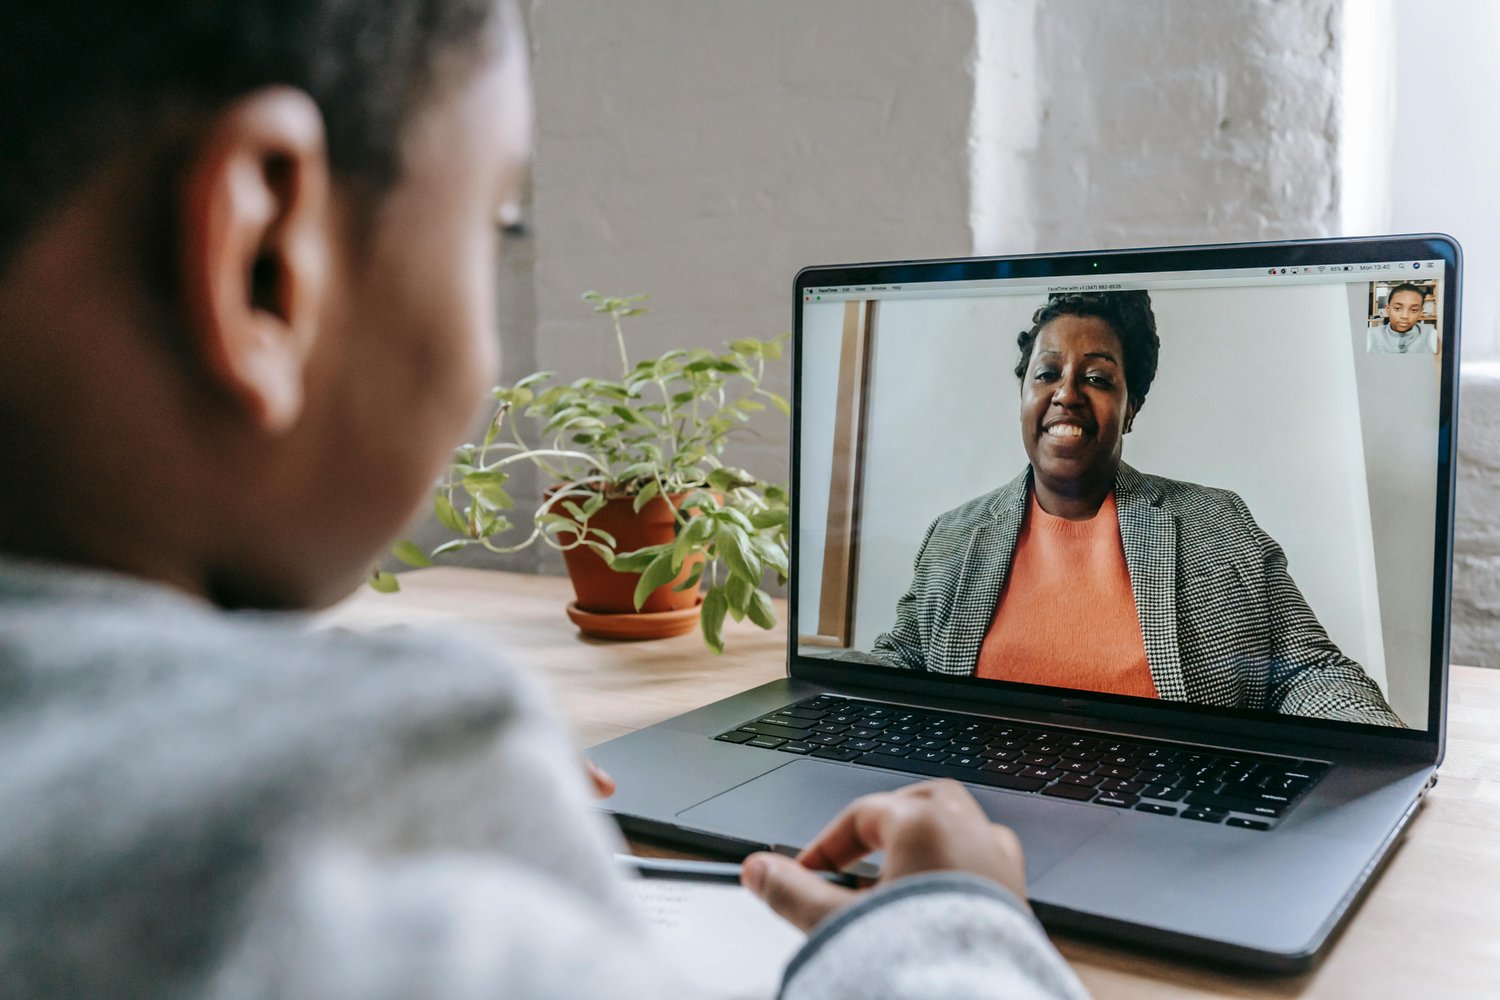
[0, 0, 501, 271]
[1013, 291, 1160, 413]
[1387, 282, 1427, 303]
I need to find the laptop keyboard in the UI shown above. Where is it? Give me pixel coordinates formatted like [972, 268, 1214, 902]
[715, 695, 1329, 830]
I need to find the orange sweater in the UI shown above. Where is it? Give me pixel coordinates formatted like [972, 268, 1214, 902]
[976, 492, 1157, 698]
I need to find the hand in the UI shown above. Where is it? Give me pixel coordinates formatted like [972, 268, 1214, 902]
[741, 779, 1027, 933]
[583, 757, 616, 799]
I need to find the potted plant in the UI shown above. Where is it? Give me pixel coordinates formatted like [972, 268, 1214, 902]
[375, 293, 791, 653]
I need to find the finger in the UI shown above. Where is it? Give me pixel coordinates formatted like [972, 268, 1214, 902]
[582, 757, 616, 799]
[742, 852, 856, 933]
[797, 791, 914, 873]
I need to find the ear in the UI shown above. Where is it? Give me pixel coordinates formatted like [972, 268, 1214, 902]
[1124, 400, 1137, 434]
[179, 88, 330, 434]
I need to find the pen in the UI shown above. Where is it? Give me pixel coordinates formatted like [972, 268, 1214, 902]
[616, 854, 862, 888]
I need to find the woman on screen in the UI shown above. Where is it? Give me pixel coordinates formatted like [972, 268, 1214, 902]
[872, 290, 1405, 727]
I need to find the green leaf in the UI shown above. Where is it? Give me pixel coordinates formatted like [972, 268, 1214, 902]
[717, 524, 762, 584]
[729, 338, 761, 355]
[706, 467, 741, 493]
[561, 500, 588, 521]
[678, 489, 718, 514]
[632, 478, 661, 513]
[620, 462, 660, 482]
[392, 540, 432, 568]
[514, 370, 554, 391]
[750, 535, 789, 576]
[726, 573, 753, 621]
[672, 514, 712, 571]
[633, 550, 678, 610]
[673, 563, 705, 592]
[747, 588, 777, 630]
[368, 569, 400, 594]
[587, 527, 617, 548]
[431, 539, 469, 556]
[700, 585, 729, 654]
[611, 543, 669, 573]
[581, 491, 608, 516]
[765, 392, 792, 417]
[720, 506, 756, 533]
[749, 508, 788, 530]
[610, 405, 642, 424]
[462, 470, 513, 511]
[435, 493, 468, 534]
[762, 338, 784, 361]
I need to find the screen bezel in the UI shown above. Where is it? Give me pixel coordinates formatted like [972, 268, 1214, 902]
[788, 235, 1459, 759]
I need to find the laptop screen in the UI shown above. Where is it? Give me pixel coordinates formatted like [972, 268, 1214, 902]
[793, 244, 1455, 733]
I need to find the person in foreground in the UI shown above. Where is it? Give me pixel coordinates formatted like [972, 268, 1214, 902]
[873, 291, 1404, 728]
[0, 2, 1087, 997]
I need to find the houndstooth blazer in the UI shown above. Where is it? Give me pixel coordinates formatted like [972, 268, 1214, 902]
[871, 464, 1406, 727]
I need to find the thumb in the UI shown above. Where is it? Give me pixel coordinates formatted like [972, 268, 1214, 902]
[742, 852, 854, 933]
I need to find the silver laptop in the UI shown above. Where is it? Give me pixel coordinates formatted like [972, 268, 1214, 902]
[589, 235, 1459, 970]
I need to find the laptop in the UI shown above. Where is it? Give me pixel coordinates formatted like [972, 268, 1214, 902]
[588, 235, 1459, 971]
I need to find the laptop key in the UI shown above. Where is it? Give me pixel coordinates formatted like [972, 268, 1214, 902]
[1184, 791, 1288, 817]
[1141, 784, 1186, 801]
[1041, 782, 1097, 801]
[778, 707, 827, 721]
[761, 715, 807, 728]
[776, 741, 815, 755]
[747, 736, 785, 749]
[856, 753, 1048, 792]
[1094, 793, 1140, 808]
[812, 746, 863, 762]
[1135, 803, 1177, 816]
[947, 755, 984, 769]
[807, 734, 847, 747]
[1020, 753, 1060, 767]
[873, 743, 913, 757]
[1060, 772, 1103, 786]
[1182, 808, 1227, 823]
[1226, 817, 1272, 831]
[912, 749, 951, 763]
[738, 722, 812, 740]
[714, 730, 755, 744]
[982, 761, 1024, 775]
[843, 739, 881, 752]
[969, 771, 1049, 792]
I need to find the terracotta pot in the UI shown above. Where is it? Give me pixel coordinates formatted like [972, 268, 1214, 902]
[557, 493, 703, 639]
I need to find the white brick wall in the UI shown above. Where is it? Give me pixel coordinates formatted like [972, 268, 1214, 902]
[1455, 365, 1500, 668]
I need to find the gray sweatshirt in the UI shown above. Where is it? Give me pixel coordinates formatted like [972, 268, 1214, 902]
[0, 556, 1088, 999]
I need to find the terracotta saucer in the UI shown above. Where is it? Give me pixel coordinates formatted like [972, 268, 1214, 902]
[565, 599, 702, 641]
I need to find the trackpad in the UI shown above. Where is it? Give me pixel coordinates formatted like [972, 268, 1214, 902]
[676, 759, 1118, 882]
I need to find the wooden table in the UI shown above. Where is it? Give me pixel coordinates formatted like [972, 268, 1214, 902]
[325, 567, 1500, 999]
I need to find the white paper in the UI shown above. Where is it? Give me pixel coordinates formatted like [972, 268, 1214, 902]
[626, 878, 806, 1000]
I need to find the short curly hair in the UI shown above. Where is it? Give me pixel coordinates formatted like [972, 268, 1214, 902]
[1013, 290, 1160, 414]
[0, 0, 502, 272]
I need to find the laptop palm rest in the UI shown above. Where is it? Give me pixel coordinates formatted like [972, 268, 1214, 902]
[676, 758, 1118, 882]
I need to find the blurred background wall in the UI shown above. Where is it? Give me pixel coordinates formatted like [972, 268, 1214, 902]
[397, 0, 1499, 667]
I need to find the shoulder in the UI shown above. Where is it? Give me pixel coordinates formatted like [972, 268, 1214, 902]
[929, 470, 1030, 532]
[1121, 468, 1256, 529]
[0, 581, 542, 847]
